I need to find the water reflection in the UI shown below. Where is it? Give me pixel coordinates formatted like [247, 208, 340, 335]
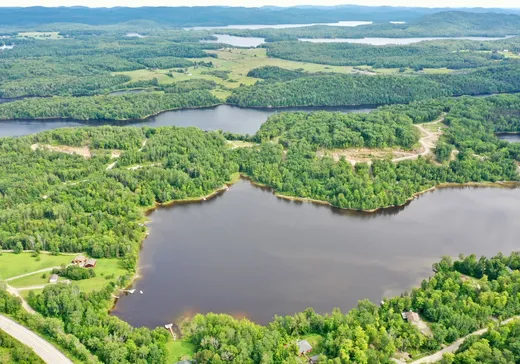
[0, 104, 372, 137]
[113, 179, 520, 327]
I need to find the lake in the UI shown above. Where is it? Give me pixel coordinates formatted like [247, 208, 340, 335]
[187, 21, 373, 30]
[299, 36, 510, 45]
[498, 133, 520, 143]
[126, 32, 146, 38]
[201, 34, 266, 47]
[112, 179, 520, 327]
[0, 104, 373, 138]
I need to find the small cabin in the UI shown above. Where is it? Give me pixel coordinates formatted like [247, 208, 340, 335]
[297, 340, 312, 356]
[49, 274, 59, 284]
[84, 258, 97, 268]
[72, 255, 88, 266]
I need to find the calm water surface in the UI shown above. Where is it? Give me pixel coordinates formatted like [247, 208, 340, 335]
[0, 105, 372, 137]
[112, 180, 520, 327]
[498, 133, 520, 143]
[201, 34, 266, 47]
[299, 36, 510, 45]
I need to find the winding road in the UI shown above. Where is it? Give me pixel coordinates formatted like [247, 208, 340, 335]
[392, 117, 444, 163]
[0, 314, 73, 364]
[392, 316, 520, 364]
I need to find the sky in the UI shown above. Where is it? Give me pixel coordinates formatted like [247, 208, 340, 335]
[1, 0, 519, 8]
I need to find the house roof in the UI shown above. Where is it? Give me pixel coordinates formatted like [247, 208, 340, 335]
[73, 255, 87, 261]
[85, 258, 97, 265]
[297, 340, 312, 354]
[404, 311, 420, 323]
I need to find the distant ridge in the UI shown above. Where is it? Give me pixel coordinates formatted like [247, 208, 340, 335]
[0, 5, 519, 28]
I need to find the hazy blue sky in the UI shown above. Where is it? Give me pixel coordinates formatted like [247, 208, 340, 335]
[2, 0, 519, 8]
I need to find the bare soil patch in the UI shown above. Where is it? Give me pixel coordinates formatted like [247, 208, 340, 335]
[31, 143, 91, 158]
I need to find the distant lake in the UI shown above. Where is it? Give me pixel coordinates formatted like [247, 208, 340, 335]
[187, 21, 373, 30]
[201, 34, 266, 47]
[497, 133, 520, 143]
[112, 180, 520, 327]
[126, 32, 146, 38]
[0, 44, 14, 50]
[299, 36, 510, 45]
[108, 89, 147, 96]
[0, 104, 373, 138]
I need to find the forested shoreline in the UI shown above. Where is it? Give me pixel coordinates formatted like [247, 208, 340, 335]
[1, 11, 520, 363]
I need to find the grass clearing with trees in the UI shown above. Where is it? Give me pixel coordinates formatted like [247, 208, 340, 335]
[0, 253, 72, 280]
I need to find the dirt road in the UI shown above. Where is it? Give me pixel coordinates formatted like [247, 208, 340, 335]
[409, 316, 520, 363]
[392, 117, 444, 163]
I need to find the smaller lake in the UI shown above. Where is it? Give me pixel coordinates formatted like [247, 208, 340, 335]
[201, 34, 265, 48]
[498, 133, 520, 143]
[126, 32, 146, 38]
[0, 44, 14, 50]
[0, 104, 373, 138]
[108, 89, 147, 96]
[299, 36, 510, 45]
[187, 21, 372, 30]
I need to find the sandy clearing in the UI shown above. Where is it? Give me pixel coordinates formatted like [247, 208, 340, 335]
[31, 144, 91, 158]
[318, 115, 445, 165]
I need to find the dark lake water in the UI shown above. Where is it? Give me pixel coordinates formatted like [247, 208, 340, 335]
[498, 133, 520, 143]
[0, 104, 372, 137]
[112, 179, 520, 328]
[299, 36, 510, 45]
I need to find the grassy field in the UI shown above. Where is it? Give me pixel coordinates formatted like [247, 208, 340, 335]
[0, 253, 72, 280]
[18, 31, 62, 39]
[166, 340, 196, 362]
[8, 258, 128, 293]
[115, 48, 355, 100]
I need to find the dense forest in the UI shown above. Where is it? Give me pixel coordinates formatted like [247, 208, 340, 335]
[254, 110, 420, 149]
[1, 11, 520, 363]
[0, 19, 519, 119]
[0, 93, 518, 362]
[228, 65, 520, 108]
[0, 91, 220, 120]
[265, 39, 519, 70]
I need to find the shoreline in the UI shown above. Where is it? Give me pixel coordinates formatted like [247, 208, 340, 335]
[273, 180, 520, 213]
[110, 175, 520, 325]
[3, 91, 519, 124]
[111, 173, 242, 310]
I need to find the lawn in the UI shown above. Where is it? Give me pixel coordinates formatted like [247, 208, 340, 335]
[166, 340, 196, 362]
[300, 334, 324, 355]
[72, 258, 128, 293]
[0, 253, 72, 280]
[7, 257, 128, 296]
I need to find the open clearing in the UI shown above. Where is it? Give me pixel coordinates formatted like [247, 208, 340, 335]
[116, 48, 355, 99]
[17, 31, 62, 39]
[166, 340, 196, 363]
[0, 253, 72, 280]
[31, 143, 92, 158]
[318, 116, 446, 165]
[6, 257, 127, 294]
